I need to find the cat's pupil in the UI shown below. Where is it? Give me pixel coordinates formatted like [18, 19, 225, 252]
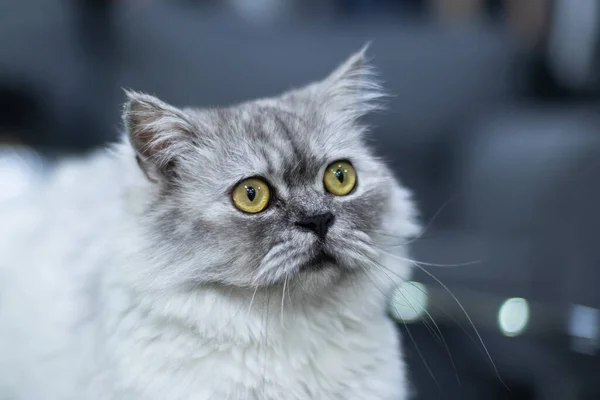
[246, 186, 256, 201]
[335, 169, 344, 183]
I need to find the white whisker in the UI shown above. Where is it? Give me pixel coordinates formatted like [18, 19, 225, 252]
[247, 285, 259, 317]
[371, 194, 457, 247]
[280, 275, 288, 328]
[375, 246, 480, 268]
[396, 284, 460, 386]
[372, 249, 506, 389]
[358, 264, 441, 390]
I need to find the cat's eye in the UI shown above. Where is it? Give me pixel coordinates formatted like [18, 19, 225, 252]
[323, 160, 357, 196]
[232, 178, 271, 214]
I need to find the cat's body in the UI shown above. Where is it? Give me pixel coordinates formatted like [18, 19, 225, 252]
[0, 49, 419, 399]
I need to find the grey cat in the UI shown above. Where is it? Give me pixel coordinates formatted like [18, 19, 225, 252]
[0, 47, 419, 399]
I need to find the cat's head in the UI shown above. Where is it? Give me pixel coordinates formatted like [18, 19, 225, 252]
[123, 47, 419, 293]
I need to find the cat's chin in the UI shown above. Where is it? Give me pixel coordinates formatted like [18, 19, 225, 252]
[292, 255, 358, 294]
[298, 250, 337, 272]
[292, 267, 358, 297]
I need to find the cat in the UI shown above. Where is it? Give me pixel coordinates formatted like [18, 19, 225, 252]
[0, 47, 420, 400]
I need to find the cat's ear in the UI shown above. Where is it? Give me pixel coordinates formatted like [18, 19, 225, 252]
[319, 44, 384, 122]
[123, 90, 196, 183]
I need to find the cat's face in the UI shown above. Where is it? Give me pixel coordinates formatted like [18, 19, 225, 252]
[124, 48, 419, 292]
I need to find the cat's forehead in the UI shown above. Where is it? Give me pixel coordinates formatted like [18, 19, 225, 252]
[203, 105, 361, 187]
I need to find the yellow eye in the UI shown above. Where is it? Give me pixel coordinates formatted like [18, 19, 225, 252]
[232, 178, 271, 214]
[323, 160, 357, 196]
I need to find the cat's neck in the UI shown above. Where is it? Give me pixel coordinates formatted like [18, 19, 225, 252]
[101, 269, 391, 345]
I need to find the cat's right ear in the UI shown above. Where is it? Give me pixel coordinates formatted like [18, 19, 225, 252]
[122, 90, 196, 183]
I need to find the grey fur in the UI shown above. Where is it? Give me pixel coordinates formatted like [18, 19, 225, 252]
[122, 46, 415, 293]
[0, 47, 420, 400]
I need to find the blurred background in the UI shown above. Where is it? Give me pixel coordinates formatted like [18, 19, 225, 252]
[1, 0, 600, 398]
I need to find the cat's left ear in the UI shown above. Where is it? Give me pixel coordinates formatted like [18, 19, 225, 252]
[123, 90, 196, 183]
[318, 44, 384, 123]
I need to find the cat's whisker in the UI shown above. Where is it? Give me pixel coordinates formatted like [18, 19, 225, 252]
[410, 258, 480, 268]
[405, 259, 505, 385]
[376, 246, 481, 268]
[396, 284, 460, 386]
[404, 279, 511, 376]
[369, 250, 507, 389]
[369, 259, 438, 336]
[373, 262, 444, 345]
[368, 230, 472, 248]
[408, 194, 457, 244]
[286, 278, 293, 310]
[247, 285, 260, 317]
[214, 305, 244, 336]
[262, 294, 270, 396]
[363, 257, 460, 386]
[404, 280, 480, 347]
[280, 275, 288, 329]
[357, 265, 441, 391]
[370, 194, 457, 247]
[206, 286, 252, 336]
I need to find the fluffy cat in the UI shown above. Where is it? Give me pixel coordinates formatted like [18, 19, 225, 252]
[0, 48, 420, 399]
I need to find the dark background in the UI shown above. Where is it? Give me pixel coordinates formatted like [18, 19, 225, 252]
[1, 0, 600, 399]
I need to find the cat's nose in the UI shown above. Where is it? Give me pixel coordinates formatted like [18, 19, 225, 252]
[295, 212, 335, 239]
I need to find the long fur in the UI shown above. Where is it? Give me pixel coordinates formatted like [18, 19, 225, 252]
[0, 49, 420, 399]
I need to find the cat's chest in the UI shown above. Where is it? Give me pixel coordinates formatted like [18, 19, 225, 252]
[109, 316, 404, 400]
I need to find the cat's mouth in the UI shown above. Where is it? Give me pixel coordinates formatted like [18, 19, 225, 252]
[300, 249, 337, 271]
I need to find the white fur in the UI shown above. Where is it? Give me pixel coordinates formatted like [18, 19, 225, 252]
[0, 49, 420, 399]
[0, 144, 416, 400]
